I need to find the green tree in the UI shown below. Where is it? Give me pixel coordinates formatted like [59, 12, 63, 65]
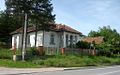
[5, 0, 55, 60]
[88, 31, 100, 37]
[0, 11, 22, 47]
[88, 26, 120, 56]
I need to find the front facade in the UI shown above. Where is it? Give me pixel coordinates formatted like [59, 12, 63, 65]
[11, 24, 82, 49]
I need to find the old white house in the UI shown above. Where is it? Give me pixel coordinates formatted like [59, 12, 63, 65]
[11, 24, 82, 49]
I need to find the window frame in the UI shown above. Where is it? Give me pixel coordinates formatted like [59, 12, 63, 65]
[50, 33, 55, 45]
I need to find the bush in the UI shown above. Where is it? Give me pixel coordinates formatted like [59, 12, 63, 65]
[76, 41, 90, 49]
[26, 47, 38, 56]
[26, 47, 45, 57]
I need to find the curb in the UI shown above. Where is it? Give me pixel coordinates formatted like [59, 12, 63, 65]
[0, 68, 64, 75]
[64, 67, 83, 70]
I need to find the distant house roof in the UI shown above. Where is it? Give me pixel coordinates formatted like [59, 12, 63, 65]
[81, 37, 104, 44]
[10, 24, 82, 35]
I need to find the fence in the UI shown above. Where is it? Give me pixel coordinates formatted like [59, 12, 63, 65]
[66, 48, 99, 55]
[44, 47, 98, 55]
[44, 47, 60, 55]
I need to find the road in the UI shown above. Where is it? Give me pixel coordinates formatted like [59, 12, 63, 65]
[0, 66, 120, 75]
[22, 66, 120, 75]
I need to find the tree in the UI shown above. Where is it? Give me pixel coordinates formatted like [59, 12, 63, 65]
[29, 0, 55, 46]
[88, 31, 100, 37]
[5, 0, 55, 60]
[88, 26, 120, 56]
[0, 11, 22, 47]
[5, 0, 30, 61]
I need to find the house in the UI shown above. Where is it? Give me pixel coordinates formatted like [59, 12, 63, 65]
[81, 36, 104, 44]
[11, 24, 82, 49]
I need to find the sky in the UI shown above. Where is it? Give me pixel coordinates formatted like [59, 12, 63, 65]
[0, 0, 120, 35]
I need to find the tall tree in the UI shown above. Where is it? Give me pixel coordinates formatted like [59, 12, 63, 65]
[29, 0, 55, 46]
[0, 11, 22, 47]
[5, 0, 31, 61]
[5, 0, 55, 60]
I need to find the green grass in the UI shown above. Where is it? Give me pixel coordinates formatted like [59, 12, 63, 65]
[30, 55, 120, 67]
[0, 48, 120, 68]
[0, 48, 21, 59]
[0, 48, 14, 59]
[0, 59, 40, 68]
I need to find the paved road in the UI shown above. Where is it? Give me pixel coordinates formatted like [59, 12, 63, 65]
[21, 66, 120, 75]
[0, 66, 120, 75]
[0, 68, 64, 75]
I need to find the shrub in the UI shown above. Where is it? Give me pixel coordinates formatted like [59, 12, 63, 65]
[26, 47, 45, 57]
[76, 41, 90, 49]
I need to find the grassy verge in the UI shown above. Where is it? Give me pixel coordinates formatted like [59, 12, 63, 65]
[30, 55, 120, 67]
[0, 48, 21, 59]
[0, 55, 120, 68]
[0, 59, 40, 68]
[0, 48, 120, 68]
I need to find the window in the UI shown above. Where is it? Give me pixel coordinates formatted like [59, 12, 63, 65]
[50, 34, 55, 45]
[14, 36, 18, 48]
[66, 34, 68, 47]
[75, 36, 77, 43]
[27, 35, 30, 46]
[14, 36, 17, 43]
[37, 35, 42, 46]
[70, 35, 73, 46]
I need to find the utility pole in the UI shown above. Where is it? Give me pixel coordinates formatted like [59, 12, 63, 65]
[22, 13, 28, 61]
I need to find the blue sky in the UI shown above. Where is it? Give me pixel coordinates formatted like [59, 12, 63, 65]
[0, 0, 120, 35]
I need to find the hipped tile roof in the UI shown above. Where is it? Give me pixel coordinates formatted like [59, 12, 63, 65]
[10, 24, 82, 35]
[81, 37, 104, 44]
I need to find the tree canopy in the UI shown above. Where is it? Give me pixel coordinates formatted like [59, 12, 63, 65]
[5, 0, 55, 27]
[0, 11, 22, 47]
[0, 0, 55, 48]
[88, 26, 120, 55]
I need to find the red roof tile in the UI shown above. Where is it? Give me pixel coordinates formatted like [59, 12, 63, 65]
[10, 24, 82, 35]
[81, 37, 104, 44]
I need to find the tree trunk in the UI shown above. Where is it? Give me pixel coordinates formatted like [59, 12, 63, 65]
[22, 13, 28, 61]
